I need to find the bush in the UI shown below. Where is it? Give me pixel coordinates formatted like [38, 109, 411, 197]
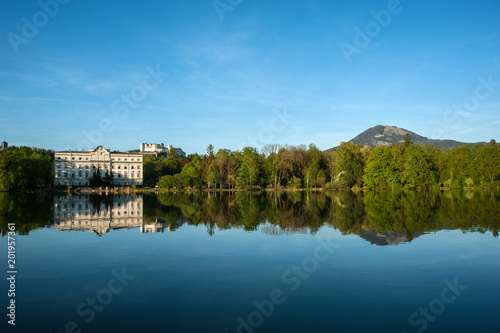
[158, 175, 175, 189]
[289, 176, 302, 189]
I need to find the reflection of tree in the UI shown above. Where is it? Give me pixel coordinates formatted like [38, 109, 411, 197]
[0, 193, 54, 235]
[2, 191, 499, 240]
[363, 191, 403, 232]
[89, 193, 114, 214]
[325, 191, 366, 235]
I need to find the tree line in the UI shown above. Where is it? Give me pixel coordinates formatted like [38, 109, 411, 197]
[1, 137, 498, 191]
[146, 137, 500, 190]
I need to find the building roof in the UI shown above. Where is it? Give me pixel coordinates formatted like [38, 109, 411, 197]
[55, 146, 143, 156]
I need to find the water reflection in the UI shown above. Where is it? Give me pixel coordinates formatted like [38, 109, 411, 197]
[54, 194, 142, 235]
[0, 190, 498, 243]
[52, 194, 186, 235]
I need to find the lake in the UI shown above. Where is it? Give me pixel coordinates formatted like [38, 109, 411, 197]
[1, 190, 499, 333]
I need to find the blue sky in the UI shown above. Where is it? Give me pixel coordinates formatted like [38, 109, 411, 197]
[1, 0, 499, 154]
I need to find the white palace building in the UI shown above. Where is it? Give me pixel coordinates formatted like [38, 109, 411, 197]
[54, 146, 143, 186]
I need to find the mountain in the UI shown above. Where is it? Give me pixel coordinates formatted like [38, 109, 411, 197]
[357, 230, 422, 246]
[327, 125, 484, 151]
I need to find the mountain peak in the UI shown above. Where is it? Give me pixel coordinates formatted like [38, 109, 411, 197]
[348, 125, 424, 147]
[327, 125, 484, 150]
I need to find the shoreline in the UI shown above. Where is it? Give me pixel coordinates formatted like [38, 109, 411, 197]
[3, 185, 500, 195]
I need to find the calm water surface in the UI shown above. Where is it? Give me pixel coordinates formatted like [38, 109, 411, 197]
[0, 191, 499, 333]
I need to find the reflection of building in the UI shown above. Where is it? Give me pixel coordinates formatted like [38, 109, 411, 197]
[140, 219, 167, 233]
[54, 195, 144, 236]
[140, 219, 185, 233]
[140, 143, 186, 157]
[53, 195, 182, 235]
[54, 146, 143, 186]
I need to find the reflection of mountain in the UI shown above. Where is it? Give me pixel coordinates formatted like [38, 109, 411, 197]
[357, 229, 422, 246]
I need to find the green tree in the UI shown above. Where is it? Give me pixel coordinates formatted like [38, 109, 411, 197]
[103, 169, 114, 187]
[444, 145, 474, 188]
[143, 155, 160, 187]
[173, 173, 189, 189]
[363, 146, 402, 189]
[237, 147, 264, 188]
[181, 156, 202, 188]
[262, 144, 280, 188]
[90, 167, 103, 187]
[305, 144, 324, 188]
[317, 169, 326, 188]
[477, 143, 500, 185]
[0, 147, 53, 191]
[327, 142, 364, 189]
[158, 175, 175, 189]
[402, 145, 434, 189]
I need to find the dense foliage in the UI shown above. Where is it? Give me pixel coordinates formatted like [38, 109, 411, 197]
[0, 146, 54, 191]
[141, 190, 500, 237]
[2, 191, 498, 238]
[148, 138, 500, 190]
[0, 193, 54, 234]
